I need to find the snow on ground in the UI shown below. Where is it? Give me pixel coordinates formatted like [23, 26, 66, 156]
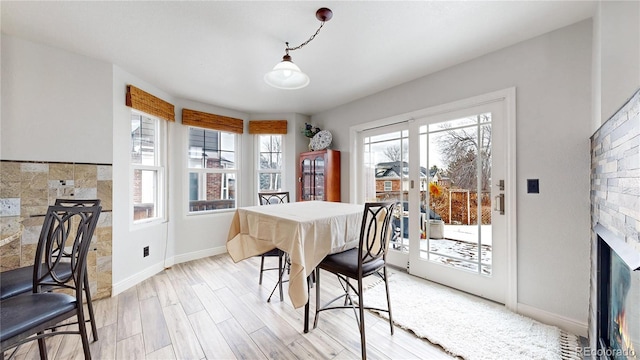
[392, 224, 493, 274]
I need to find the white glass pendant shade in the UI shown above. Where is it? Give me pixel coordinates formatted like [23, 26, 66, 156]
[264, 56, 310, 90]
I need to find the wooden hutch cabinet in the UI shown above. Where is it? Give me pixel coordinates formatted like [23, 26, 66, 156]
[297, 149, 340, 202]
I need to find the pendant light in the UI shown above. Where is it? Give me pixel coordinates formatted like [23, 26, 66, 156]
[264, 8, 333, 90]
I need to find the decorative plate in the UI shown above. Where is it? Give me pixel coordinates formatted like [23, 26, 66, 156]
[311, 130, 332, 150]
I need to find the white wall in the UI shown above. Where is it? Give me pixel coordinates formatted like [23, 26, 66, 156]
[168, 99, 249, 265]
[111, 66, 175, 292]
[1, 34, 112, 163]
[597, 0, 640, 125]
[312, 20, 593, 334]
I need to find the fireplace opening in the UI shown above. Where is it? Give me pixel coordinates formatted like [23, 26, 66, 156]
[597, 224, 640, 359]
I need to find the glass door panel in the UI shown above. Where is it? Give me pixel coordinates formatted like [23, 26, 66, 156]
[419, 114, 493, 275]
[410, 100, 507, 304]
[314, 157, 325, 200]
[301, 158, 314, 200]
[362, 127, 411, 257]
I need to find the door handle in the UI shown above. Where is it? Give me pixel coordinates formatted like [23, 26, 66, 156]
[494, 194, 505, 215]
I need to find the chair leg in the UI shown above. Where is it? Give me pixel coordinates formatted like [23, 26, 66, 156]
[267, 251, 285, 302]
[313, 267, 321, 329]
[259, 255, 266, 285]
[358, 278, 367, 360]
[383, 267, 394, 335]
[77, 306, 92, 359]
[344, 278, 351, 306]
[278, 252, 284, 301]
[84, 274, 99, 341]
[37, 334, 48, 360]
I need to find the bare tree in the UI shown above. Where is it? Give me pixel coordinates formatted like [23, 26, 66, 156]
[437, 115, 491, 191]
[383, 144, 403, 162]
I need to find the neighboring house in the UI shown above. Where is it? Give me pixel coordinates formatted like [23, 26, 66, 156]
[374, 161, 439, 198]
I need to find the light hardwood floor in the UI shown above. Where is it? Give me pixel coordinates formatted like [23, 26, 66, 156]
[6, 254, 456, 360]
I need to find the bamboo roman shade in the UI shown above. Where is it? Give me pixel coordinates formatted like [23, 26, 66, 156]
[249, 120, 288, 134]
[182, 109, 244, 134]
[125, 85, 175, 122]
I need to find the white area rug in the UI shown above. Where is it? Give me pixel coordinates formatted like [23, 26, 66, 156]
[365, 272, 581, 360]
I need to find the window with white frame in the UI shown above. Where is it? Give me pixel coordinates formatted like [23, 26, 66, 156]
[384, 180, 393, 192]
[131, 112, 165, 223]
[188, 127, 237, 213]
[257, 134, 283, 192]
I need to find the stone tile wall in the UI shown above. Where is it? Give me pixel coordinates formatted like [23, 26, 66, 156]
[589, 89, 640, 346]
[0, 161, 112, 299]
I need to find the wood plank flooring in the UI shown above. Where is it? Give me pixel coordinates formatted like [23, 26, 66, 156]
[5, 254, 456, 360]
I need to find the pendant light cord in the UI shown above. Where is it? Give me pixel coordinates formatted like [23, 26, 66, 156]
[285, 21, 326, 53]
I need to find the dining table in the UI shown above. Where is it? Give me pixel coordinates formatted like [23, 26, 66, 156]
[226, 200, 364, 332]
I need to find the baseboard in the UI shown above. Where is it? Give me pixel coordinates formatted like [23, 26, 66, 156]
[111, 246, 228, 296]
[166, 246, 228, 267]
[517, 303, 588, 337]
[112, 260, 165, 296]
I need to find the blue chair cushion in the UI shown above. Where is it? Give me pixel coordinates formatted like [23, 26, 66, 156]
[0, 293, 76, 342]
[318, 248, 385, 279]
[0, 265, 73, 301]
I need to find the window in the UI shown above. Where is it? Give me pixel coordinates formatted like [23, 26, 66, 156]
[384, 181, 393, 192]
[188, 127, 237, 213]
[131, 112, 165, 223]
[257, 135, 283, 192]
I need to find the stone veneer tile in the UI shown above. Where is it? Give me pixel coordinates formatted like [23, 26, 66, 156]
[21, 225, 42, 245]
[74, 188, 98, 199]
[96, 227, 113, 257]
[21, 205, 49, 218]
[0, 255, 20, 271]
[75, 179, 98, 190]
[21, 185, 48, 206]
[0, 162, 21, 182]
[0, 181, 21, 198]
[49, 163, 74, 181]
[21, 216, 44, 228]
[22, 171, 48, 189]
[97, 165, 112, 181]
[20, 163, 48, 173]
[97, 256, 112, 273]
[87, 250, 97, 268]
[48, 187, 75, 202]
[0, 198, 20, 217]
[74, 164, 97, 182]
[20, 244, 37, 267]
[97, 181, 113, 211]
[97, 212, 112, 228]
[0, 238, 20, 256]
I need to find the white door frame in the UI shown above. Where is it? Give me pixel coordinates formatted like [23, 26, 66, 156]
[349, 88, 517, 310]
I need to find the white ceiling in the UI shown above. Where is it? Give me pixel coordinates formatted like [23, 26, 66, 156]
[1, 1, 596, 116]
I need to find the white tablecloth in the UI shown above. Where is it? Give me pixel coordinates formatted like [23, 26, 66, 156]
[226, 201, 364, 308]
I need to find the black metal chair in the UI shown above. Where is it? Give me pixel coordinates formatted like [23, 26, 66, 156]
[0, 199, 101, 343]
[0, 203, 101, 360]
[313, 202, 397, 360]
[257, 191, 290, 302]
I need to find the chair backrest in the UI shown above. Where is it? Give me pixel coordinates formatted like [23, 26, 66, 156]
[358, 202, 398, 267]
[258, 191, 290, 205]
[33, 204, 102, 299]
[54, 198, 102, 208]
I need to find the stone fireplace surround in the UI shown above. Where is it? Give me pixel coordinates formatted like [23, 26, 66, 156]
[590, 88, 640, 351]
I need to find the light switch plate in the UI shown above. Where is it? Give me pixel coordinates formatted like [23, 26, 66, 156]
[527, 179, 539, 194]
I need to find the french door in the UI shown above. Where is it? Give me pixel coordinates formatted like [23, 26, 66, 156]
[359, 90, 515, 305]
